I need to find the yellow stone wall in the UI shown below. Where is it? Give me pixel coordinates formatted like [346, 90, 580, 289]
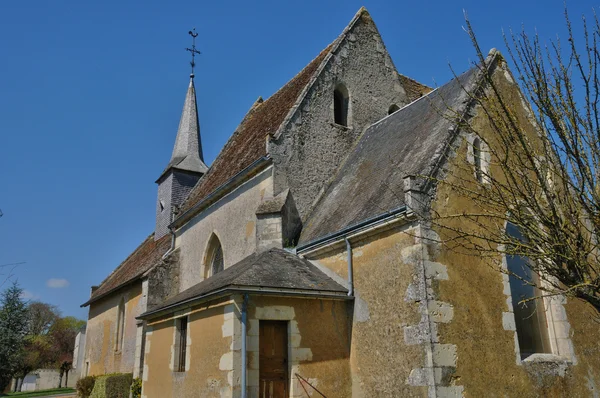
[141, 295, 351, 398]
[310, 225, 427, 397]
[84, 282, 142, 375]
[245, 296, 351, 398]
[430, 59, 600, 397]
[142, 298, 232, 398]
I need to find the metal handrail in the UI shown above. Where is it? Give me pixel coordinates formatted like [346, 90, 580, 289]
[294, 373, 326, 397]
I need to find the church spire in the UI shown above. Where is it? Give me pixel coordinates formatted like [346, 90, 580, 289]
[164, 76, 208, 174]
[157, 29, 208, 180]
[154, 30, 208, 240]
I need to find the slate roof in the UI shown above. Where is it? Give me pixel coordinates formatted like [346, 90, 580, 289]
[139, 248, 348, 318]
[299, 66, 481, 244]
[81, 234, 171, 307]
[159, 77, 208, 179]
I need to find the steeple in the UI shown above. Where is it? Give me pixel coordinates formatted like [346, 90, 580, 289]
[161, 76, 208, 178]
[155, 30, 208, 240]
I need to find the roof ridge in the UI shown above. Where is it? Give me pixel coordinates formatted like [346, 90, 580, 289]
[419, 52, 501, 189]
[271, 7, 370, 141]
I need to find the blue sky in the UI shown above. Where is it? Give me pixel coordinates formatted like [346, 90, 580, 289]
[0, 0, 595, 319]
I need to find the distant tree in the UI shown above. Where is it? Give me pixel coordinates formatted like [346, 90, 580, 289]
[0, 282, 28, 391]
[16, 338, 50, 391]
[5, 301, 84, 392]
[27, 301, 60, 335]
[49, 316, 85, 387]
[49, 316, 86, 361]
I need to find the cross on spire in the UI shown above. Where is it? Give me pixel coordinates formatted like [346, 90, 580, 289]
[186, 28, 201, 78]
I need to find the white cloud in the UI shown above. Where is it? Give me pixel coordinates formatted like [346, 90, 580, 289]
[20, 290, 38, 300]
[46, 278, 70, 288]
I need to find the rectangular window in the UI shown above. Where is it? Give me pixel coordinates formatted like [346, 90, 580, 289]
[175, 317, 188, 372]
[507, 254, 552, 358]
[506, 223, 551, 359]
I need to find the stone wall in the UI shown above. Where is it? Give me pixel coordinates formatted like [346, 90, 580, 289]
[307, 223, 427, 397]
[243, 296, 351, 398]
[426, 59, 600, 397]
[175, 167, 273, 292]
[84, 282, 143, 375]
[72, 330, 86, 378]
[270, 11, 410, 221]
[146, 249, 181, 311]
[14, 369, 77, 392]
[255, 189, 302, 251]
[141, 295, 350, 398]
[141, 297, 233, 398]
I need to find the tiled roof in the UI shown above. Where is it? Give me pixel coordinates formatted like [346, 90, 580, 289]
[398, 73, 433, 102]
[299, 66, 480, 244]
[81, 234, 171, 307]
[177, 44, 333, 215]
[139, 248, 348, 318]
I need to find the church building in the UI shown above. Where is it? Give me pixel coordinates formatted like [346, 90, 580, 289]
[81, 8, 600, 398]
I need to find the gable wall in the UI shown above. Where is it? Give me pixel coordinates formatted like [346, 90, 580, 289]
[429, 61, 600, 396]
[83, 282, 144, 376]
[175, 166, 273, 292]
[270, 12, 410, 221]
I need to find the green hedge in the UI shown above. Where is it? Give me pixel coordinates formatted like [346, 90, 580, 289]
[130, 378, 142, 398]
[89, 373, 132, 398]
[76, 376, 96, 398]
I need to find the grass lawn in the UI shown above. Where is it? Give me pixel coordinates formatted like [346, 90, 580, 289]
[1, 388, 75, 397]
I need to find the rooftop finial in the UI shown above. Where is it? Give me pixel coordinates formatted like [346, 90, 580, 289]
[186, 28, 201, 79]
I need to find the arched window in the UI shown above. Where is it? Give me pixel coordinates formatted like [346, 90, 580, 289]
[211, 244, 224, 275]
[204, 234, 224, 278]
[115, 298, 125, 351]
[334, 84, 349, 126]
[470, 136, 489, 184]
[506, 223, 551, 359]
[388, 104, 400, 114]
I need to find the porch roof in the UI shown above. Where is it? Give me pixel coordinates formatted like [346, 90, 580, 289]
[138, 248, 348, 319]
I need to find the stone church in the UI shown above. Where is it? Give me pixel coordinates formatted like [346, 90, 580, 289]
[80, 7, 600, 398]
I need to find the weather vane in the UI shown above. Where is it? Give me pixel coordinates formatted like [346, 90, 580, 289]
[186, 28, 201, 78]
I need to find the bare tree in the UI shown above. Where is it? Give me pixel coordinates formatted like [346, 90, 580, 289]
[0, 262, 24, 288]
[422, 8, 600, 314]
[27, 301, 60, 336]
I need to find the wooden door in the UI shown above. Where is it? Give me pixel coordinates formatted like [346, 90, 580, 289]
[259, 321, 288, 398]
